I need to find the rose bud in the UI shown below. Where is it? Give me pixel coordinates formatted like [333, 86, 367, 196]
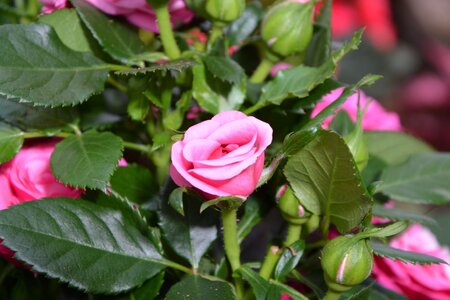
[170, 110, 272, 200]
[205, 0, 245, 23]
[321, 235, 374, 291]
[277, 185, 311, 225]
[261, 1, 314, 57]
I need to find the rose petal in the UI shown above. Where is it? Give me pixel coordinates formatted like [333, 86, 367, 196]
[182, 139, 221, 162]
[183, 120, 221, 143]
[189, 155, 258, 181]
[208, 119, 257, 145]
[211, 110, 247, 125]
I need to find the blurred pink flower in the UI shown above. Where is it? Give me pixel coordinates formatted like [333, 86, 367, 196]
[311, 87, 402, 131]
[373, 224, 450, 299]
[39, 0, 194, 33]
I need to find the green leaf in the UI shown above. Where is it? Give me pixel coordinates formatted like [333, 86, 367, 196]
[0, 96, 78, 130]
[165, 275, 235, 300]
[274, 241, 305, 281]
[293, 79, 341, 110]
[365, 132, 433, 166]
[239, 266, 269, 300]
[378, 153, 450, 204]
[39, 8, 92, 52]
[199, 196, 244, 213]
[284, 131, 371, 233]
[259, 30, 362, 106]
[0, 24, 108, 106]
[361, 222, 408, 239]
[372, 205, 437, 227]
[203, 55, 245, 85]
[158, 194, 218, 268]
[370, 241, 448, 265]
[237, 197, 271, 243]
[110, 164, 158, 204]
[283, 127, 319, 156]
[0, 198, 167, 294]
[169, 187, 185, 216]
[116, 60, 196, 75]
[304, 0, 331, 67]
[124, 272, 164, 300]
[0, 123, 23, 164]
[330, 110, 355, 136]
[51, 131, 123, 189]
[192, 62, 245, 114]
[72, 0, 145, 64]
[226, 2, 263, 45]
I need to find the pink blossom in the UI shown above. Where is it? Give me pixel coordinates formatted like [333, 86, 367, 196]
[373, 225, 450, 299]
[170, 111, 272, 199]
[311, 87, 402, 131]
[39, 0, 194, 33]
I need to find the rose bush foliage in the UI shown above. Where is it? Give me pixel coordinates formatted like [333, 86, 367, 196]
[0, 1, 448, 300]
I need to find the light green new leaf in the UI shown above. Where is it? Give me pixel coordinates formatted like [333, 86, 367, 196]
[284, 131, 371, 233]
[0, 198, 167, 294]
[165, 275, 235, 300]
[0, 24, 108, 106]
[378, 153, 450, 204]
[39, 8, 92, 52]
[72, 0, 145, 64]
[51, 131, 123, 189]
[371, 241, 447, 265]
[365, 131, 433, 166]
[0, 123, 23, 163]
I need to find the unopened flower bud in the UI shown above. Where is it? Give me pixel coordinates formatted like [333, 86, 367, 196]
[321, 236, 374, 290]
[278, 185, 310, 225]
[261, 1, 313, 57]
[205, 0, 245, 23]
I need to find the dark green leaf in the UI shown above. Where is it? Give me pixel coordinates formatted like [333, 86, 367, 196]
[165, 275, 235, 300]
[365, 132, 433, 166]
[378, 153, 450, 204]
[330, 110, 355, 136]
[0, 198, 167, 294]
[267, 280, 308, 300]
[226, 2, 263, 45]
[304, 0, 331, 66]
[125, 272, 164, 300]
[72, 0, 145, 64]
[0, 123, 23, 163]
[371, 241, 447, 265]
[284, 131, 371, 233]
[237, 197, 271, 243]
[283, 127, 319, 156]
[239, 266, 269, 300]
[203, 55, 245, 85]
[259, 30, 363, 106]
[274, 241, 305, 281]
[110, 164, 157, 204]
[51, 131, 123, 189]
[199, 196, 244, 213]
[116, 60, 196, 75]
[0, 96, 78, 130]
[293, 79, 342, 110]
[158, 194, 218, 268]
[192, 62, 245, 114]
[39, 8, 92, 52]
[169, 187, 185, 216]
[0, 24, 108, 106]
[372, 205, 437, 227]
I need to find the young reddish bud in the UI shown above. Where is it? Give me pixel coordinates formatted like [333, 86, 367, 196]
[321, 236, 374, 291]
[262, 1, 313, 57]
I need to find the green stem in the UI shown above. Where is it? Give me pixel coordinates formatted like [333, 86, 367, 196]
[323, 289, 342, 300]
[285, 223, 302, 246]
[154, 4, 181, 59]
[122, 141, 151, 153]
[243, 102, 267, 115]
[208, 23, 224, 49]
[259, 246, 281, 280]
[107, 77, 127, 93]
[221, 208, 244, 298]
[163, 260, 194, 274]
[249, 57, 274, 84]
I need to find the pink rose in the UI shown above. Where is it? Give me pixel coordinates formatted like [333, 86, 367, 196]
[39, 0, 194, 33]
[311, 87, 402, 131]
[170, 111, 273, 199]
[0, 141, 82, 264]
[373, 224, 450, 299]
